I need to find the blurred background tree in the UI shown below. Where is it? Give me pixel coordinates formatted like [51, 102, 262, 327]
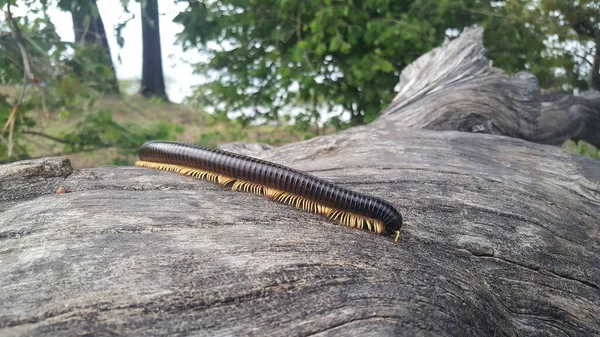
[0, 0, 598, 165]
[541, 0, 599, 90]
[481, 0, 599, 91]
[58, 0, 120, 94]
[140, 0, 168, 100]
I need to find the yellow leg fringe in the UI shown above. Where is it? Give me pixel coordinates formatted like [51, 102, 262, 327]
[135, 160, 388, 236]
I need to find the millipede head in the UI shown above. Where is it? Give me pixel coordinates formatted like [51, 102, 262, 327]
[385, 214, 403, 241]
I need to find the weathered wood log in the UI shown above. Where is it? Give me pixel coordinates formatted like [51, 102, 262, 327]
[382, 27, 600, 149]
[537, 89, 600, 147]
[1, 28, 599, 336]
[219, 142, 275, 156]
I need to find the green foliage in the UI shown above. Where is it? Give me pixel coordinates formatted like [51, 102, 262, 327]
[63, 43, 120, 93]
[58, 109, 182, 156]
[176, 0, 491, 126]
[197, 130, 228, 148]
[193, 113, 329, 148]
[0, 11, 67, 83]
[481, 0, 599, 92]
[0, 95, 12, 158]
[564, 140, 600, 160]
[0, 6, 69, 160]
[197, 119, 248, 148]
[0, 2, 182, 163]
[480, 2, 551, 84]
[539, 0, 600, 90]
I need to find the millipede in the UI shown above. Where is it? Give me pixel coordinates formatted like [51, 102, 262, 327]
[135, 140, 403, 241]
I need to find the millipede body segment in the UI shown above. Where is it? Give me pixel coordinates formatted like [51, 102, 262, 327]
[135, 140, 403, 241]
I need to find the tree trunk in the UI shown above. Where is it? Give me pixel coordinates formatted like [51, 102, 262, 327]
[1, 27, 599, 337]
[140, 0, 168, 100]
[69, 0, 120, 94]
[592, 39, 600, 91]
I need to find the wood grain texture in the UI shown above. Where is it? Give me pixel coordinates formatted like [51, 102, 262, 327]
[1, 27, 599, 336]
[1, 126, 599, 336]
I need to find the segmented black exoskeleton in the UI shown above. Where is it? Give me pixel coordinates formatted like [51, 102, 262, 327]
[135, 140, 403, 241]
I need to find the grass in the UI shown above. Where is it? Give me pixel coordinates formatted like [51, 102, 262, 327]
[563, 140, 600, 160]
[14, 93, 333, 168]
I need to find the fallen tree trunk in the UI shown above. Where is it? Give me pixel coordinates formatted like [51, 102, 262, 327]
[381, 28, 600, 149]
[0, 28, 599, 336]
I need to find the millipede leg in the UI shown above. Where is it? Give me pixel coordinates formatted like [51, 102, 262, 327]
[218, 176, 236, 186]
[135, 156, 400, 242]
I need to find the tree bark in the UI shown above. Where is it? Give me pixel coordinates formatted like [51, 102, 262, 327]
[592, 38, 600, 91]
[68, 0, 120, 93]
[140, 0, 168, 100]
[1, 27, 599, 336]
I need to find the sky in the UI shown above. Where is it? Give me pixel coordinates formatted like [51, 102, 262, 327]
[40, 0, 205, 103]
